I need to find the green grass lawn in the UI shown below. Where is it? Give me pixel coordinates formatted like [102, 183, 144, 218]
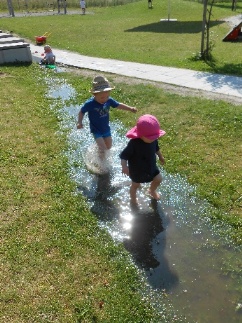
[1, 63, 241, 321]
[1, 0, 242, 74]
[0, 65, 168, 322]
[0, 1, 242, 321]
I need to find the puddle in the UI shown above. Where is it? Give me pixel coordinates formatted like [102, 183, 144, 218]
[46, 76, 242, 323]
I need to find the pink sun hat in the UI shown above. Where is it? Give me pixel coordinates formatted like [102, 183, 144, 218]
[126, 114, 166, 140]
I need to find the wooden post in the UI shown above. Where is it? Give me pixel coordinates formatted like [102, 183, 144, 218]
[167, 0, 171, 20]
[232, 0, 237, 11]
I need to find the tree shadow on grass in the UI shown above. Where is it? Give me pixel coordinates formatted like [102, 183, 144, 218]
[125, 20, 223, 34]
[215, 62, 242, 76]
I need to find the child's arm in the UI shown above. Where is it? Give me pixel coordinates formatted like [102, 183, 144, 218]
[77, 111, 84, 129]
[117, 103, 137, 113]
[51, 55, 56, 64]
[121, 159, 129, 176]
[156, 150, 165, 165]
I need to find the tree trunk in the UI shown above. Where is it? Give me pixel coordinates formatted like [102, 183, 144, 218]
[200, 0, 207, 58]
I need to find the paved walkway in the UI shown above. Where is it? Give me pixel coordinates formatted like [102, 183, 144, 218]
[30, 44, 242, 100]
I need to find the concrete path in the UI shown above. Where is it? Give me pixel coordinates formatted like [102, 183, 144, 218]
[30, 44, 242, 100]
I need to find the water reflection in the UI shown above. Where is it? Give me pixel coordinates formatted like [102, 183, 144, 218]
[86, 171, 180, 291]
[124, 201, 163, 270]
[125, 200, 179, 291]
[89, 173, 120, 222]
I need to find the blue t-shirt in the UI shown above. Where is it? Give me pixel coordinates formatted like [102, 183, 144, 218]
[81, 97, 119, 134]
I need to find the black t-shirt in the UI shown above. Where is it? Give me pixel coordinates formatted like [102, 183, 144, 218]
[119, 138, 160, 183]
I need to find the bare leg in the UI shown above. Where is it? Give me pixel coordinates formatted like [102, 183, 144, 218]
[130, 182, 141, 204]
[103, 136, 112, 150]
[95, 136, 112, 160]
[148, 173, 162, 200]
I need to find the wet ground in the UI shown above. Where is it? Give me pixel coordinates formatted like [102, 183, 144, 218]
[45, 72, 242, 323]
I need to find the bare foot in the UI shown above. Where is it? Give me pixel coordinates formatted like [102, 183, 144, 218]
[130, 197, 138, 205]
[147, 189, 160, 200]
[130, 185, 139, 205]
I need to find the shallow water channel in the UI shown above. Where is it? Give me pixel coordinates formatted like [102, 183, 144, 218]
[46, 74, 242, 323]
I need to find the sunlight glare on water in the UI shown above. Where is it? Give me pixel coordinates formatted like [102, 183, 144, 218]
[46, 77, 242, 323]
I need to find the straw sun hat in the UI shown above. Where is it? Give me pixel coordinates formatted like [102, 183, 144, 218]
[90, 76, 115, 93]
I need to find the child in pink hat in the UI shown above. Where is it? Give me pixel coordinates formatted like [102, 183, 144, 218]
[120, 114, 166, 204]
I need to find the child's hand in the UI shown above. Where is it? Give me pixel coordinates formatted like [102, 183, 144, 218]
[159, 156, 165, 165]
[77, 122, 83, 129]
[131, 107, 137, 113]
[122, 165, 129, 176]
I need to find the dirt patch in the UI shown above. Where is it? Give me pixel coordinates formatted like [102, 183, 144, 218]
[61, 66, 242, 106]
[0, 72, 9, 78]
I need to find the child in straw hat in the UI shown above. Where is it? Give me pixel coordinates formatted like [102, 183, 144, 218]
[77, 76, 137, 159]
[120, 114, 166, 204]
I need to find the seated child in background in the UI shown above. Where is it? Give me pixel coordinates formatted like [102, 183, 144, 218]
[40, 45, 55, 65]
[77, 75, 137, 160]
[119, 114, 166, 204]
